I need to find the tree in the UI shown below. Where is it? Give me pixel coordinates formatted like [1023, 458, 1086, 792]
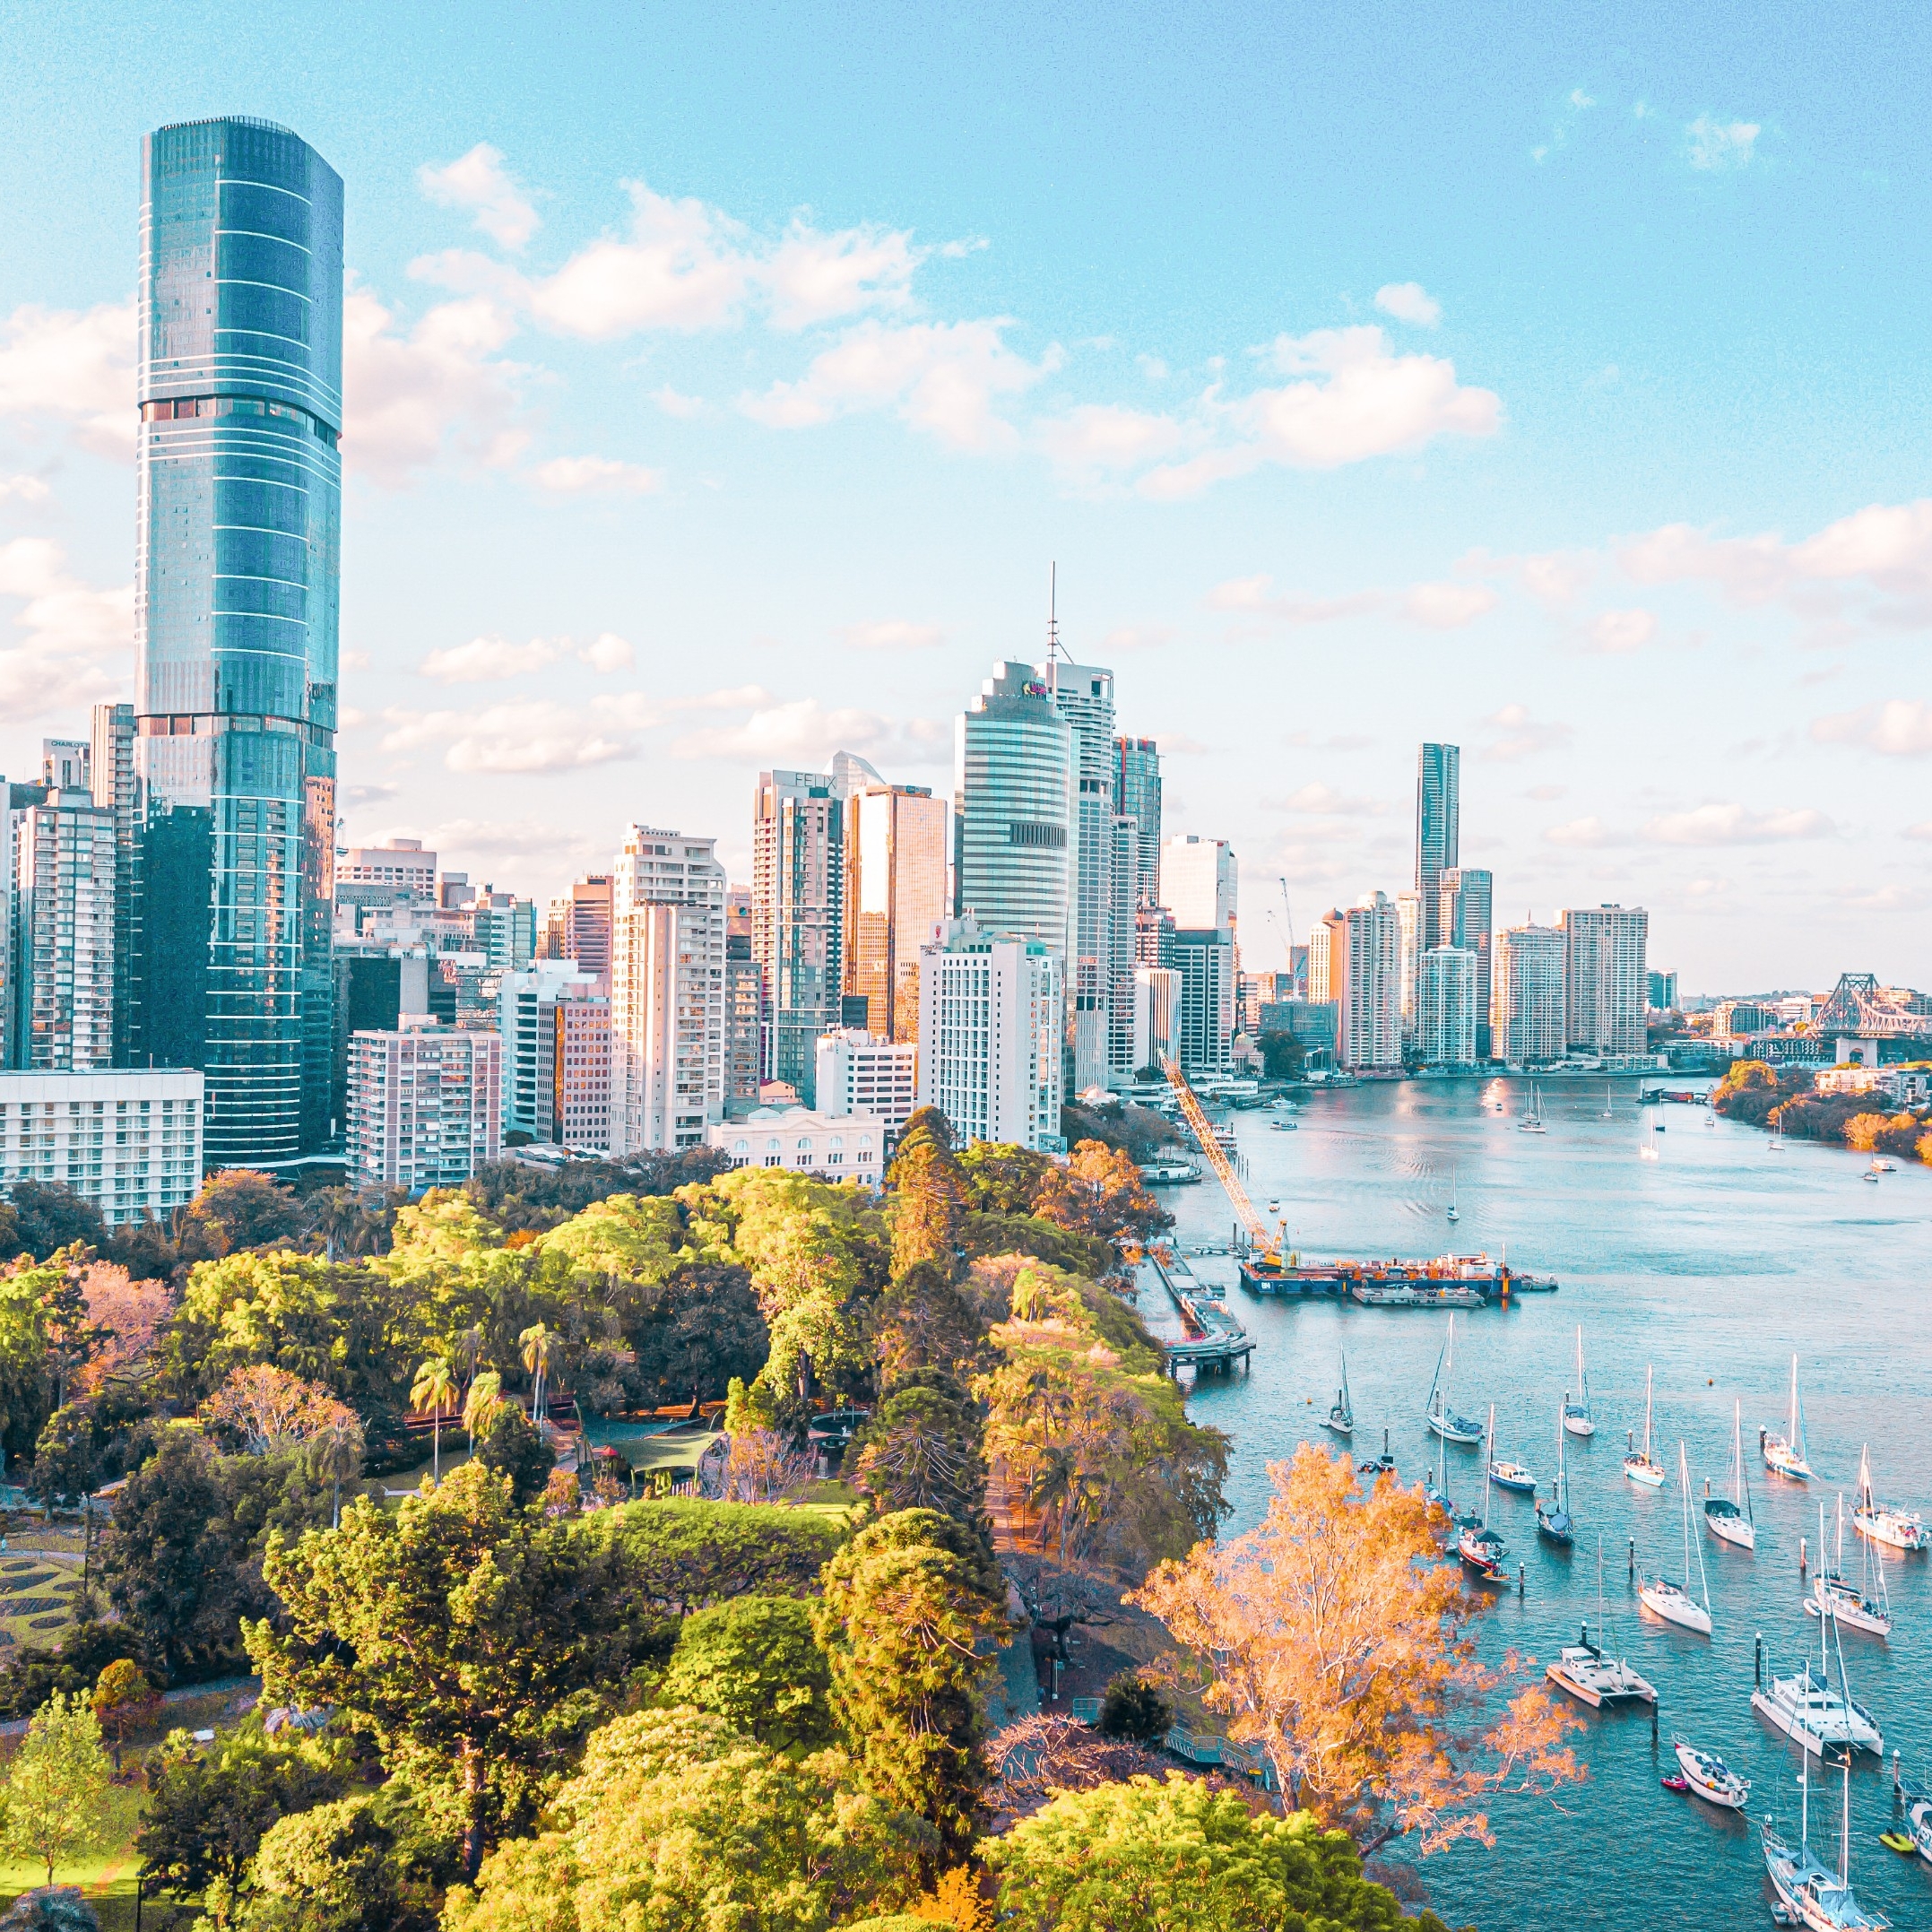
[475, 1403, 552, 1507]
[585, 1494, 845, 1623]
[89, 1659, 156, 1772]
[986, 1772, 1453, 1932]
[205, 1365, 355, 1456]
[1033, 1141, 1170, 1249]
[954, 1143, 1054, 1216]
[1, 1187, 107, 1265]
[411, 1357, 459, 1483]
[628, 1262, 768, 1408]
[441, 1708, 931, 1932]
[28, 1407, 99, 1510]
[0, 1692, 110, 1885]
[849, 1383, 986, 1528]
[986, 1713, 1169, 1819]
[67, 1261, 169, 1395]
[871, 1262, 983, 1385]
[248, 1460, 657, 1878]
[1258, 1031, 1304, 1081]
[887, 1111, 966, 1278]
[1096, 1669, 1171, 1746]
[812, 1510, 1009, 1861]
[462, 1370, 506, 1447]
[518, 1322, 558, 1420]
[178, 1170, 307, 1260]
[0, 1262, 53, 1469]
[234, 1786, 448, 1932]
[39, 1249, 109, 1414]
[657, 1596, 837, 1751]
[1131, 1444, 1584, 1853]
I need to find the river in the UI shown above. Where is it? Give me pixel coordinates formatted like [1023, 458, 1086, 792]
[1151, 1075, 1932, 1931]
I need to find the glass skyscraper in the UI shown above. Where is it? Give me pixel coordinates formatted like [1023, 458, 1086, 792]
[135, 117, 342, 1165]
[1413, 741, 1460, 952]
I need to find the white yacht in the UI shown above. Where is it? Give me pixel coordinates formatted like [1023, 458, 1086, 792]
[1851, 1444, 1928, 1552]
[1805, 1495, 1891, 1638]
[1623, 1364, 1666, 1487]
[1638, 1443, 1712, 1633]
[1546, 1640, 1657, 1708]
[1672, 1737, 1749, 1809]
[1764, 1353, 1816, 1480]
[1561, 1327, 1596, 1438]
[1752, 1665, 1883, 1758]
[1705, 1398, 1756, 1550]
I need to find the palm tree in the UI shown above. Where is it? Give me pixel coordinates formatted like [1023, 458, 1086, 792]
[1026, 1443, 1080, 1556]
[411, 1357, 459, 1483]
[520, 1323, 558, 1425]
[463, 1371, 506, 1449]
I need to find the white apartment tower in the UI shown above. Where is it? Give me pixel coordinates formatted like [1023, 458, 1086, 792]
[1331, 892, 1400, 1070]
[13, 787, 116, 1070]
[814, 1027, 919, 1138]
[610, 825, 726, 1155]
[1417, 946, 1477, 1066]
[1043, 658, 1119, 1091]
[1395, 889, 1423, 1043]
[347, 1018, 502, 1191]
[1561, 905, 1649, 1057]
[1492, 923, 1566, 1063]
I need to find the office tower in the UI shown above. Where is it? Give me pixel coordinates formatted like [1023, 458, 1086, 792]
[1131, 966, 1180, 1071]
[707, 1107, 885, 1183]
[1307, 910, 1343, 1004]
[0, 1070, 203, 1226]
[41, 742, 89, 792]
[337, 839, 438, 906]
[13, 787, 116, 1070]
[814, 1028, 919, 1137]
[753, 770, 844, 1105]
[1115, 737, 1162, 907]
[1560, 905, 1649, 1056]
[953, 663, 1075, 960]
[842, 778, 947, 1042]
[1415, 743, 1460, 950]
[1492, 924, 1566, 1062]
[1417, 947, 1477, 1066]
[550, 994, 611, 1152]
[89, 705, 140, 1067]
[723, 936, 762, 1105]
[1170, 928, 1235, 1078]
[500, 961, 599, 1139]
[1438, 867, 1494, 1060]
[134, 117, 343, 1165]
[1042, 659, 1118, 1091]
[1648, 968, 1680, 1011]
[540, 875, 613, 976]
[1164, 836, 1237, 934]
[1135, 904, 1175, 968]
[1395, 890, 1422, 1042]
[346, 1016, 501, 1190]
[916, 915, 1064, 1150]
[465, 891, 536, 972]
[1107, 813, 1139, 1073]
[609, 826, 725, 1154]
[1333, 892, 1400, 1070]
[725, 883, 754, 940]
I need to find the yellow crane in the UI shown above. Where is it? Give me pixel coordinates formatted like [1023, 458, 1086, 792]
[1160, 1054, 1279, 1261]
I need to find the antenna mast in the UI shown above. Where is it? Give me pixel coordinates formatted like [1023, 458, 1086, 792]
[1046, 560, 1064, 663]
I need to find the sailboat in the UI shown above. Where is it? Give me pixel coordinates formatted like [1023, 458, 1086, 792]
[1425, 1314, 1484, 1445]
[1753, 1583, 1884, 1756]
[1762, 1754, 1891, 1931]
[1446, 1164, 1459, 1225]
[1672, 1736, 1750, 1808]
[1806, 1495, 1891, 1637]
[1705, 1398, 1757, 1549]
[1457, 1407, 1510, 1584]
[1520, 1083, 1546, 1133]
[1852, 1444, 1929, 1551]
[1537, 1404, 1574, 1545]
[1764, 1354, 1816, 1479]
[1562, 1327, 1596, 1437]
[1638, 1442, 1712, 1633]
[1624, 1365, 1666, 1487]
[1545, 1538, 1658, 1708]
[1602, 1082, 1615, 1119]
[1425, 1402, 1455, 1519]
[1323, 1355, 1355, 1437]
[1639, 1108, 1660, 1160]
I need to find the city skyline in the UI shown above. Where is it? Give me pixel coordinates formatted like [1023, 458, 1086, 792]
[5, 12, 1932, 988]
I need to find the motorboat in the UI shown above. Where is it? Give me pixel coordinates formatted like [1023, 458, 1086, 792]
[1487, 1458, 1536, 1494]
[1869, 1156, 1896, 1172]
[1706, 1397, 1757, 1550]
[1639, 1443, 1713, 1634]
[1672, 1737, 1749, 1809]
[1356, 1426, 1396, 1477]
[1536, 1405, 1574, 1546]
[1425, 1314, 1485, 1445]
[1323, 1354, 1354, 1438]
[1269, 1118, 1298, 1131]
[1863, 1168, 1881, 1183]
[1805, 1496, 1891, 1637]
[1763, 1354, 1816, 1480]
[1762, 1754, 1890, 1931]
[1562, 1326, 1596, 1437]
[1624, 1365, 1666, 1487]
[1752, 1665, 1884, 1758]
[1852, 1444, 1928, 1551]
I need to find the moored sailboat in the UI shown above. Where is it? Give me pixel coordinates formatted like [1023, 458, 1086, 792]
[1672, 1737, 1749, 1808]
[1852, 1444, 1928, 1552]
[1561, 1326, 1596, 1438]
[1753, 1590, 1884, 1758]
[1520, 1083, 1546, 1134]
[1537, 1405, 1573, 1546]
[1806, 1495, 1891, 1638]
[1323, 1354, 1354, 1437]
[1545, 1539, 1657, 1707]
[1425, 1313, 1484, 1445]
[1762, 1754, 1890, 1931]
[1457, 1408, 1510, 1585]
[1706, 1397, 1756, 1550]
[1638, 1442, 1712, 1633]
[1624, 1365, 1665, 1487]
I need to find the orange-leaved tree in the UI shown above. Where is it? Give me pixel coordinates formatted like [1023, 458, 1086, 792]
[1131, 1442, 1583, 1854]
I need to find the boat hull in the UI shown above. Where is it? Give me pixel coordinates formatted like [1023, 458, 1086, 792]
[1804, 1590, 1890, 1637]
[1705, 1506, 1756, 1550]
[1535, 1507, 1572, 1546]
[1488, 1465, 1536, 1494]
[1763, 1434, 1813, 1480]
[1638, 1582, 1712, 1633]
[1560, 1413, 1596, 1438]
[1624, 1456, 1666, 1489]
[1428, 1416, 1485, 1446]
[1854, 1507, 1930, 1552]
[1673, 1742, 1748, 1809]
[1321, 1416, 1353, 1437]
[1751, 1684, 1884, 1757]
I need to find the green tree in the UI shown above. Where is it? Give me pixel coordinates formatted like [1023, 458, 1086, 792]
[812, 1511, 1009, 1861]
[0, 1692, 111, 1885]
[475, 1403, 552, 1507]
[410, 1357, 458, 1483]
[986, 1773, 1451, 1932]
[871, 1262, 983, 1386]
[89, 1659, 155, 1772]
[849, 1383, 986, 1528]
[954, 1143, 1053, 1216]
[0, 1262, 53, 1470]
[628, 1262, 768, 1407]
[658, 1597, 836, 1751]
[248, 1460, 656, 1878]
[583, 1496, 845, 1622]
[1, 1186, 107, 1264]
[887, 1112, 966, 1278]
[178, 1170, 307, 1261]
[1096, 1670, 1171, 1746]
[28, 1406, 98, 1509]
[234, 1786, 448, 1932]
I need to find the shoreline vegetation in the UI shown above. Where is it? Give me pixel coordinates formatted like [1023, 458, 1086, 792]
[1711, 1058, 1932, 1163]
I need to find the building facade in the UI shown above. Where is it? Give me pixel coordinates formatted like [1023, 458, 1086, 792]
[13, 787, 116, 1070]
[842, 779, 947, 1042]
[346, 1018, 501, 1191]
[1561, 905, 1649, 1056]
[723, 931, 763, 1105]
[1333, 893, 1400, 1070]
[1437, 866, 1494, 1060]
[89, 705, 140, 1068]
[540, 875, 614, 977]
[1131, 965, 1179, 1071]
[1395, 889, 1423, 1044]
[1170, 928, 1235, 1078]
[134, 117, 343, 1165]
[338, 838, 437, 907]
[753, 770, 844, 1105]
[0, 1070, 203, 1226]
[1114, 737, 1162, 909]
[1414, 742, 1460, 951]
[1043, 659, 1119, 1090]
[1163, 836, 1237, 934]
[499, 962, 602, 1142]
[706, 1106, 884, 1184]
[1492, 923, 1566, 1063]
[1649, 968, 1680, 1011]
[1417, 946, 1478, 1066]
[814, 1027, 919, 1138]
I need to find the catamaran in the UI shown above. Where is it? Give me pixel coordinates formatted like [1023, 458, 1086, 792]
[1537, 1404, 1574, 1546]
[1562, 1327, 1596, 1437]
[1762, 1754, 1890, 1931]
[1765, 1354, 1816, 1479]
[1852, 1444, 1928, 1551]
[1672, 1736, 1749, 1809]
[1457, 1408, 1510, 1585]
[1806, 1495, 1891, 1638]
[1425, 1313, 1484, 1445]
[1639, 1442, 1713, 1633]
[1545, 1539, 1657, 1708]
[1753, 1589, 1884, 1757]
[1520, 1083, 1546, 1134]
[1705, 1398, 1756, 1550]
[1323, 1354, 1355, 1437]
[1624, 1365, 1666, 1487]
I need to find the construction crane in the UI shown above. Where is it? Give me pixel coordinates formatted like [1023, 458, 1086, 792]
[1160, 1054, 1278, 1261]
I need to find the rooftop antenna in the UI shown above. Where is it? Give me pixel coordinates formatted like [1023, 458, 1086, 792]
[1046, 561, 1066, 663]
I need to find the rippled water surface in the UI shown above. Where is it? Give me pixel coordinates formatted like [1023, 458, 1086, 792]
[1152, 1077, 1932, 1930]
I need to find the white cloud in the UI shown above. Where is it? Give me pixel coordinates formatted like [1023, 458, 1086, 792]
[838, 620, 945, 651]
[1586, 606, 1658, 653]
[533, 455, 664, 496]
[1206, 575, 1381, 625]
[1373, 282, 1442, 327]
[1275, 783, 1384, 817]
[1812, 699, 1932, 758]
[651, 385, 706, 419]
[1904, 822, 1932, 843]
[378, 693, 656, 773]
[1403, 581, 1495, 628]
[0, 475, 50, 505]
[1098, 625, 1175, 653]
[1544, 817, 1626, 848]
[1468, 547, 1596, 606]
[1641, 803, 1833, 845]
[578, 632, 635, 672]
[761, 222, 920, 329]
[1789, 499, 1932, 588]
[741, 318, 1057, 452]
[1482, 704, 1573, 761]
[1038, 403, 1186, 481]
[1687, 116, 1761, 170]
[671, 697, 945, 766]
[418, 143, 541, 251]
[1621, 523, 1789, 603]
[417, 631, 637, 683]
[0, 302, 136, 457]
[664, 684, 774, 711]
[0, 536, 131, 716]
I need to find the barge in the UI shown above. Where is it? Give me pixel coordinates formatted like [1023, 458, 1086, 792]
[1238, 1250, 1556, 1304]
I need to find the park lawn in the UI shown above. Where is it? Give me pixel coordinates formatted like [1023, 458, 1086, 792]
[0, 1780, 144, 1928]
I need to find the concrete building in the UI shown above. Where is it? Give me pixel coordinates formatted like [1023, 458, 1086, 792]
[1131, 965, 1180, 1070]
[89, 704, 139, 1068]
[1417, 946, 1478, 1066]
[465, 892, 536, 974]
[1164, 836, 1237, 934]
[1415, 742, 1460, 951]
[0, 1070, 203, 1226]
[916, 915, 1064, 1150]
[814, 1028, 919, 1138]
[753, 769, 844, 1105]
[1330, 893, 1401, 1070]
[706, 1106, 885, 1184]
[1649, 968, 1680, 1011]
[13, 786, 116, 1070]
[1561, 905, 1649, 1057]
[499, 963, 605, 1146]
[724, 931, 763, 1105]
[842, 777, 948, 1042]
[1043, 658, 1119, 1091]
[610, 825, 726, 1155]
[346, 1016, 501, 1191]
[540, 875, 614, 977]
[1493, 923, 1566, 1063]
[551, 994, 611, 1152]
[1171, 927, 1235, 1078]
[338, 838, 438, 907]
[1438, 867, 1493, 1059]
[1395, 889, 1423, 1044]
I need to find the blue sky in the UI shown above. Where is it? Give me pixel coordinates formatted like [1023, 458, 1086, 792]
[3, 1, 1929, 991]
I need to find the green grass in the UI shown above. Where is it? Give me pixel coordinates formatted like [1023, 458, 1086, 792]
[0, 1782, 145, 1926]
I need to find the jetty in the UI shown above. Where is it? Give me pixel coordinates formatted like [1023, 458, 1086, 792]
[1145, 1250, 1254, 1376]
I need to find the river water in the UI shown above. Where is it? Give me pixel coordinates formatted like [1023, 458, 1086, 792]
[1152, 1075, 1932, 1931]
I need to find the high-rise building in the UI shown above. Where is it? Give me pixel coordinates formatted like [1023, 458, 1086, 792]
[1114, 737, 1162, 908]
[465, 891, 536, 973]
[499, 962, 600, 1140]
[723, 931, 763, 1106]
[916, 915, 1063, 1150]
[753, 770, 844, 1106]
[1438, 867, 1494, 1060]
[338, 839, 438, 907]
[814, 1027, 919, 1138]
[0, 1070, 203, 1226]
[1417, 946, 1477, 1066]
[1415, 743, 1460, 951]
[13, 787, 116, 1070]
[1332, 893, 1400, 1070]
[609, 825, 725, 1154]
[1170, 928, 1235, 1078]
[551, 992, 611, 1152]
[1134, 904, 1175, 968]
[1492, 923, 1566, 1063]
[1107, 812, 1139, 1074]
[842, 778, 947, 1042]
[1043, 659, 1119, 1091]
[540, 875, 613, 977]
[1561, 905, 1649, 1057]
[1164, 836, 1237, 934]
[1307, 909, 1344, 1005]
[1131, 966, 1180, 1071]
[346, 1016, 501, 1191]
[1395, 889, 1423, 1043]
[1648, 968, 1680, 1012]
[89, 705, 139, 1068]
[953, 663, 1075, 959]
[134, 117, 343, 1165]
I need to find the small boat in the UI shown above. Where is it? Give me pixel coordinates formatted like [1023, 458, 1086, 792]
[1660, 1774, 1689, 1792]
[1537, 1406, 1574, 1546]
[1674, 1737, 1750, 1808]
[1562, 1327, 1597, 1437]
[1356, 1426, 1396, 1477]
[1764, 1354, 1816, 1480]
[1425, 1314, 1485, 1445]
[1903, 1790, 1932, 1862]
[1458, 1410, 1510, 1585]
[1520, 1082, 1546, 1134]
[1265, 1198, 1283, 1216]
[1639, 1107, 1660, 1160]
[1862, 1168, 1881, 1184]
[1878, 1831, 1916, 1856]
[1851, 1445, 1928, 1552]
[1446, 1164, 1460, 1224]
[1269, 1118, 1298, 1131]
[1869, 1157, 1896, 1172]
[1706, 1398, 1757, 1550]
[1638, 1442, 1713, 1634]
[1762, 1754, 1890, 1931]
[1323, 1355, 1354, 1437]
[1624, 1365, 1666, 1487]
[1488, 1457, 1537, 1494]
[1805, 1495, 1891, 1638]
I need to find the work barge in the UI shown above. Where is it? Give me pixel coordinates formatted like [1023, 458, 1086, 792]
[1236, 1251, 1559, 1305]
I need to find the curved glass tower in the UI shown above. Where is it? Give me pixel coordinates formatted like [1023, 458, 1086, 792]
[134, 117, 342, 1165]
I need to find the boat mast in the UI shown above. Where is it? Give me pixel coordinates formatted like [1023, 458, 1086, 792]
[1683, 1441, 1709, 1613]
[1839, 1749, 1850, 1888]
[1642, 1365, 1654, 1461]
[1556, 1403, 1567, 1512]
[1483, 1404, 1494, 1532]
